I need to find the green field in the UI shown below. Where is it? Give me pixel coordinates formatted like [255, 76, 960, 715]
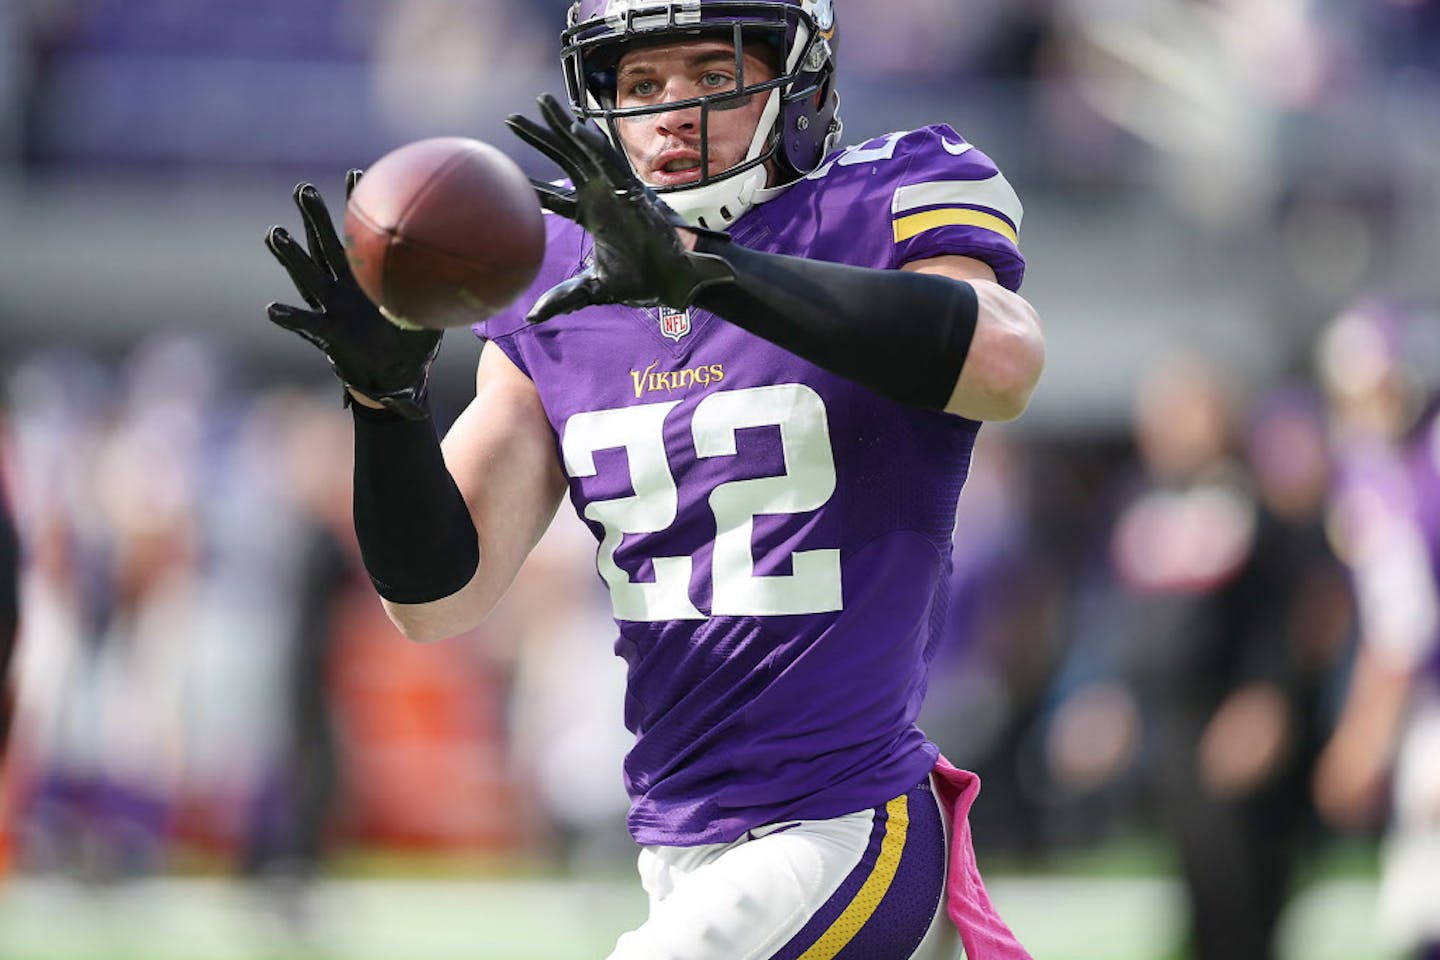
[0, 859, 1397, 960]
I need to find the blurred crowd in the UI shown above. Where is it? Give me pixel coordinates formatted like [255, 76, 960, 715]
[1, 2, 1439, 960]
[4, 295, 1440, 960]
[923, 292, 1440, 960]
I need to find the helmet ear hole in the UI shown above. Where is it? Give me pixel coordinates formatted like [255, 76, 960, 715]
[814, 74, 832, 110]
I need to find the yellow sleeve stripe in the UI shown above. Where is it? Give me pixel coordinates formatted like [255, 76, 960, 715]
[894, 207, 1018, 246]
[796, 795, 910, 960]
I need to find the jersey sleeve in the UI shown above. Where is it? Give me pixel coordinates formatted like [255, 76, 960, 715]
[886, 125, 1026, 291]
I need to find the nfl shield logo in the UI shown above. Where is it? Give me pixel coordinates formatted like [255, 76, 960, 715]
[658, 306, 692, 342]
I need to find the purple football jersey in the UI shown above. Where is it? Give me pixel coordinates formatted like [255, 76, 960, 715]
[1408, 406, 1440, 681]
[477, 125, 1026, 845]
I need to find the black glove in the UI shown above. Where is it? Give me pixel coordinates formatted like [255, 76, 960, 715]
[265, 173, 441, 420]
[506, 94, 735, 323]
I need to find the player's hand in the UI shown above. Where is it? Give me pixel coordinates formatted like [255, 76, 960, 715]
[265, 174, 441, 420]
[506, 94, 734, 323]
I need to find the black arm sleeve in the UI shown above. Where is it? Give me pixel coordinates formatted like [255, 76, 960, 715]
[351, 403, 480, 604]
[690, 234, 978, 410]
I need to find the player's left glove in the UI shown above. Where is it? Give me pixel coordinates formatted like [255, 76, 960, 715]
[506, 94, 734, 323]
[265, 173, 441, 420]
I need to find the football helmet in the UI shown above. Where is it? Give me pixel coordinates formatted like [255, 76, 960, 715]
[561, 0, 842, 230]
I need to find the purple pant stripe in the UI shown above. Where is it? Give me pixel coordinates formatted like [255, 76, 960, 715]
[770, 778, 946, 960]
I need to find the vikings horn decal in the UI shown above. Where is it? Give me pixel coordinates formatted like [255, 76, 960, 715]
[809, 0, 834, 32]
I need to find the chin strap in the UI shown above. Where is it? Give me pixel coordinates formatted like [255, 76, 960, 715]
[662, 162, 772, 230]
[690, 234, 978, 411]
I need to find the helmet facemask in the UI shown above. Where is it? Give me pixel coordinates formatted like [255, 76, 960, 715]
[561, 1, 840, 230]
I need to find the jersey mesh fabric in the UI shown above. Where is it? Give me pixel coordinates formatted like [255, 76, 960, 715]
[476, 125, 1026, 846]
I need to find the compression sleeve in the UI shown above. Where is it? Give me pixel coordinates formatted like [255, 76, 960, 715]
[690, 233, 978, 410]
[351, 403, 480, 604]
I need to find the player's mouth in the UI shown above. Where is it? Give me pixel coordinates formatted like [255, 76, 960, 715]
[650, 151, 707, 186]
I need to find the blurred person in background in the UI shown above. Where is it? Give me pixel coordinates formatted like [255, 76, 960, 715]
[228, 391, 356, 930]
[1054, 353, 1348, 960]
[1313, 299, 1440, 960]
[263, 0, 1044, 956]
[0, 408, 17, 758]
[4, 344, 196, 881]
[5, 345, 395, 910]
[0, 401, 18, 873]
[1, 351, 102, 879]
[2, 337, 331, 889]
[1232, 383, 1352, 813]
[216, 385, 537, 900]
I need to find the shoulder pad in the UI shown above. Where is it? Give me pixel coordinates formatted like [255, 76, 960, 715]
[802, 126, 1027, 290]
[889, 126, 1026, 290]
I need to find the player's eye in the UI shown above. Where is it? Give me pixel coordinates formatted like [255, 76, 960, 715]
[628, 78, 660, 98]
[700, 71, 733, 89]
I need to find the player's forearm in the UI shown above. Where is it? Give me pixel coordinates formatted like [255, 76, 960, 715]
[942, 279, 1044, 421]
[358, 382, 568, 643]
[1313, 644, 1414, 827]
[351, 403, 481, 613]
[1339, 643, 1415, 756]
[691, 236, 986, 413]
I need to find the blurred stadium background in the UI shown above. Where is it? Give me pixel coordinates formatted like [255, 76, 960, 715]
[0, 1, 1438, 958]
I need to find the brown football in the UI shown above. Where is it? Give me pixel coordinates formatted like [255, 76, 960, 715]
[344, 137, 546, 330]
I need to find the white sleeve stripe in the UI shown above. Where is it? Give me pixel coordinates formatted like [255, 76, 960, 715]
[892, 175, 1024, 229]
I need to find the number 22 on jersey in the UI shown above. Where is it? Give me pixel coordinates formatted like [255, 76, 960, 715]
[561, 384, 842, 621]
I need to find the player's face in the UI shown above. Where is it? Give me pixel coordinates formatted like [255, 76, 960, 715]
[613, 39, 776, 189]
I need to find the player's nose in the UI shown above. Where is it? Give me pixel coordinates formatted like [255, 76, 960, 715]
[653, 98, 701, 137]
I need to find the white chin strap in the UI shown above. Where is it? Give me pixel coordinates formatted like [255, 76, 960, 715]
[661, 159, 770, 231]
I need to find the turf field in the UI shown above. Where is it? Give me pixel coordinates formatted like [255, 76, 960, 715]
[0, 867, 1395, 960]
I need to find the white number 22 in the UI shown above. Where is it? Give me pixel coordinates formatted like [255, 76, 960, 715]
[561, 384, 842, 621]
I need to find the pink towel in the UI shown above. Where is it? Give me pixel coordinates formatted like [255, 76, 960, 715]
[932, 757, 1033, 960]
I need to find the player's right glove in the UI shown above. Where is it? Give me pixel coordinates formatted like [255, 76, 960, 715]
[506, 94, 735, 322]
[265, 174, 441, 420]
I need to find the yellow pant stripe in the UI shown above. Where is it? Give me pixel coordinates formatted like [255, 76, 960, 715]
[796, 794, 910, 960]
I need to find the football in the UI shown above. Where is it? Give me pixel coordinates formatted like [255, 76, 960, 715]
[344, 137, 546, 330]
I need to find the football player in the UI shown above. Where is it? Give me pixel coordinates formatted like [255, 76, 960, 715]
[0, 453, 15, 759]
[265, 1, 1042, 957]
[1313, 304, 1440, 960]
